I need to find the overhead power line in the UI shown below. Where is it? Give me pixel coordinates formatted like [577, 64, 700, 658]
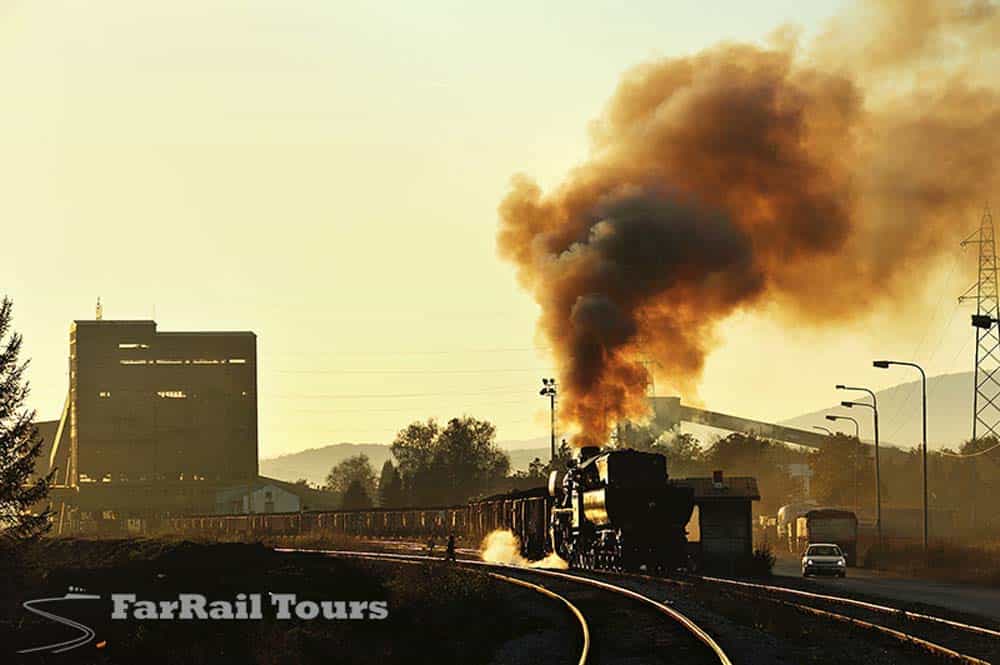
[267, 385, 534, 400]
[266, 346, 551, 356]
[937, 440, 1000, 458]
[272, 367, 556, 375]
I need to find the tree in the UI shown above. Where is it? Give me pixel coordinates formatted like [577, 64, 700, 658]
[324, 454, 376, 508]
[808, 433, 874, 512]
[391, 419, 439, 503]
[660, 432, 703, 477]
[615, 421, 662, 452]
[342, 479, 373, 510]
[704, 432, 807, 515]
[434, 416, 509, 501]
[377, 460, 404, 508]
[390, 416, 510, 505]
[0, 298, 52, 540]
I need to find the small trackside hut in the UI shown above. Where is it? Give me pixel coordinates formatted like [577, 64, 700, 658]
[676, 472, 760, 573]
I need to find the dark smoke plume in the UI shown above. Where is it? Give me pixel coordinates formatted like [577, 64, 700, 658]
[497, 0, 1000, 446]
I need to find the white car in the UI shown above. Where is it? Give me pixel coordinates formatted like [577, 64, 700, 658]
[801, 543, 847, 578]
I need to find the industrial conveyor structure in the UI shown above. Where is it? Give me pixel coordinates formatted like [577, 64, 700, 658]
[650, 396, 833, 450]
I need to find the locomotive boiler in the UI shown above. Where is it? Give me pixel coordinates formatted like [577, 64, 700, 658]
[548, 447, 695, 571]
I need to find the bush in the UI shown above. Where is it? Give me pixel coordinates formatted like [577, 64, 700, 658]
[735, 545, 775, 578]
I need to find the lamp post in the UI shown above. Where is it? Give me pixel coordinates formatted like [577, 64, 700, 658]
[826, 414, 861, 514]
[838, 385, 882, 546]
[539, 378, 557, 463]
[874, 360, 928, 551]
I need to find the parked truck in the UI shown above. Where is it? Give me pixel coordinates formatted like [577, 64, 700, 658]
[796, 509, 858, 566]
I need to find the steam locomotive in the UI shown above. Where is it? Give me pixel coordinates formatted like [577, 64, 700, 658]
[548, 447, 694, 571]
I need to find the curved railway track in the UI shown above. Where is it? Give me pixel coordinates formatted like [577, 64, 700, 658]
[488, 570, 591, 665]
[278, 548, 732, 665]
[282, 543, 999, 664]
[694, 575, 999, 664]
[556, 565, 998, 664]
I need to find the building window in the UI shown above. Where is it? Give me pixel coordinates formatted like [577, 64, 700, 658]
[98, 391, 111, 398]
[120, 359, 147, 365]
[156, 390, 188, 399]
[118, 343, 150, 349]
[229, 358, 247, 364]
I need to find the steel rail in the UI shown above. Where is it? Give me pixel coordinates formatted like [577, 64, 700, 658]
[580, 566, 996, 664]
[280, 542, 999, 662]
[700, 575, 1000, 640]
[738, 591, 990, 665]
[287, 549, 590, 665]
[279, 548, 731, 665]
[486, 571, 590, 665]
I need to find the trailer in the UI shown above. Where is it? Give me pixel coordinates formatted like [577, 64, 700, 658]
[796, 509, 858, 565]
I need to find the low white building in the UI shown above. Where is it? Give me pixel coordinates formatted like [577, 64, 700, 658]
[215, 482, 300, 514]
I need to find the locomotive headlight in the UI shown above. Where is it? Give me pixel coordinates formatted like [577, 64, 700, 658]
[806, 559, 814, 566]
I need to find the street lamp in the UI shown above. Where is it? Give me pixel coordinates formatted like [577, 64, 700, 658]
[812, 425, 834, 436]
[539, 378, 557, 463]
[874, 360, 928, 551]
[826, 414, 861, 514]
[838, 385, 882, 546]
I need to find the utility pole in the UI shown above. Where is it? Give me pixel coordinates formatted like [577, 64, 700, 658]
[540, 378, 557, 463]
[960, 205, 1000, 440]
[839, 385, 882, 546]
[825, 414, 861, 513]
[874, 360, 928, 551]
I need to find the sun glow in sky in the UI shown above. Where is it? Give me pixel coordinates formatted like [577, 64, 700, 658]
[1, 1, 979, 457]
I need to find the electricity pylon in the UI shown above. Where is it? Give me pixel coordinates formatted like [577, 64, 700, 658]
[960, 205, 1000, 440]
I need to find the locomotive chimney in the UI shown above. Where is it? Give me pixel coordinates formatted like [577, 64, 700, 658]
[578, 446, 601, 463]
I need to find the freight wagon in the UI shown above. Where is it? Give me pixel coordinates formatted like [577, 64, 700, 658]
[164, 448, 754, 572]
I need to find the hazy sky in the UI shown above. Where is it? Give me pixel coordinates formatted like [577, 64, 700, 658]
[1, 1, 981, 457]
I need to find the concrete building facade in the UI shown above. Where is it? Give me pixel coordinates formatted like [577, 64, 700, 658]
[68, 320, 258, 485]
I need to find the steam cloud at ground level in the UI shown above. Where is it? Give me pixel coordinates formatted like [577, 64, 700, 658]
[480, 530, 569, 569]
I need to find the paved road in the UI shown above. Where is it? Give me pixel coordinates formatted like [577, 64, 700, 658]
[772, 556, 1000, 621]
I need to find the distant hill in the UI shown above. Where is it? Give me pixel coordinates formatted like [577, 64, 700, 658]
[263, 373, 979, 485]
[507, 447, 552, 472]
[260, 443, 393, 486]
[496, 436, 550, 450]
[781, 372, 976, 450]
[260, 441, 552, 486]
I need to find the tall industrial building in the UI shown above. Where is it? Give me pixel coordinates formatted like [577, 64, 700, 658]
[40, 319, 261, 522]
[68, 320, 259, 485]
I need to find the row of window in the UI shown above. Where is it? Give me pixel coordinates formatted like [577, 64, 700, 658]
[97, 390, 250, 398]
[79, 472, 253, 483]
[120, 358, 247, 366]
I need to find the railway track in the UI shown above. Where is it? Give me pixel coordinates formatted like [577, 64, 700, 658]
[694, 575, 999, 664]
[282, 542, 999, 664]
[551, 566, 998, 664]
[278, 548, 732, 665]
